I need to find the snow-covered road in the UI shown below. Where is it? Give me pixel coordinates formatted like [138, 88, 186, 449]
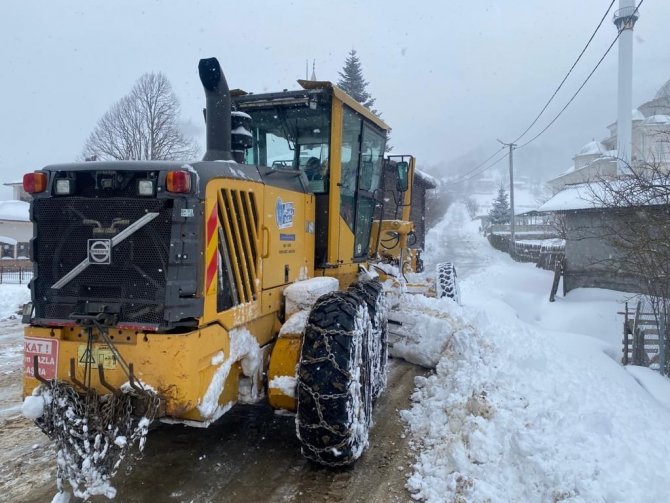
[403, 202, 670, 502]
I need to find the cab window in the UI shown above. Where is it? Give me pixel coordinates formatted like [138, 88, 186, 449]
[340, 107, 362, 228]
[244, 105, 330, 193]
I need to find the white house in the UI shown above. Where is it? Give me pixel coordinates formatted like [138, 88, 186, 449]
[0, 195, 31, 260]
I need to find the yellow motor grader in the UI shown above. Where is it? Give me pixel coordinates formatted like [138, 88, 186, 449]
[21, 57, 456, 495]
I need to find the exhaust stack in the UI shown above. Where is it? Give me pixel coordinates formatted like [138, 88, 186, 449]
[198, 57, 233, 161]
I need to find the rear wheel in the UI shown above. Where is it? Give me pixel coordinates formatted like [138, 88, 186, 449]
[436, 262, 460, 304]
[348, 279, 388, 398]
[296, 290, 373, 466]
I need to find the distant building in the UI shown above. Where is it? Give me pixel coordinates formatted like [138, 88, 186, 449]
[547, 79, 670, 194]
[0, 200, 30, 260]
[539, 183, 652, 294]
[3, 180, 30, 202]
[1, 180, 31, 260]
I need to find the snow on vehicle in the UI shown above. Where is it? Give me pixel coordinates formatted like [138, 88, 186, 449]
[20, 57, 456, 498]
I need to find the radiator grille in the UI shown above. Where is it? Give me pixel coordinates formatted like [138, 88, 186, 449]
[33, 197, 174, 326]
[218, 189, 259, 304]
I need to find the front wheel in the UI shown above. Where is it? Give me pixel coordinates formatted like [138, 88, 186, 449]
[436, 262, 461, 304]
[296, 290, 373, 466]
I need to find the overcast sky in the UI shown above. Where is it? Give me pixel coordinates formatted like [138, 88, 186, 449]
[1, 0, 668, 198]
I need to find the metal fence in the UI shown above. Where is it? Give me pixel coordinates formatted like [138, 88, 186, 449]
[0, 266, 33, 284]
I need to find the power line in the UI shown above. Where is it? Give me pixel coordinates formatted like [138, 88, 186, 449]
[452, 0, 618, 185]
[451, 147, 505, 183]
[458, 150, 508, 183]
[511, 0, 616, 144]
[517, 0, 644, 150]
[451, 0, 644, 183]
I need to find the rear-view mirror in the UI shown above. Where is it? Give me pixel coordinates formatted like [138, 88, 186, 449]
[396, 161, 409, 192]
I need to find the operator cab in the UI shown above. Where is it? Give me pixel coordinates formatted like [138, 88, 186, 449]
[232, 82, 388, 268]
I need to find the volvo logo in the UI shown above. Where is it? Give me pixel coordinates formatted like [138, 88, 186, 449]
[88, 239, 112, 264]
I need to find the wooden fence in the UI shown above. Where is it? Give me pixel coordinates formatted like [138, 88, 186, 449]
[621, 300, 663, 369]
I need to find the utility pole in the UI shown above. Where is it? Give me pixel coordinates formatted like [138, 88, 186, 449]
[498, 139, 517, 254]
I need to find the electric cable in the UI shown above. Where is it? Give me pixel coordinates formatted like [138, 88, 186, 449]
[450, 0, 643, 182]
[511, 0, 617, 144]
[517, 0, 643, 150]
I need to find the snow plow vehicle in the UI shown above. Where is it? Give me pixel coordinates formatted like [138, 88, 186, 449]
[21, 57, 457, 497]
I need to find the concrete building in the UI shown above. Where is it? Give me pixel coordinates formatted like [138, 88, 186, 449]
[547, 79, 670, 194]
[0, 200, 31, 260]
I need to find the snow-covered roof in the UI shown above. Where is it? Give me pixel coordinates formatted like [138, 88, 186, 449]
[0, 200, 30, 221]
[560, 165, 575, 175]
[577, 140, 605, 156]
[540, 177, 670, 213]
[415, 169, 438, 189]
[655, 78, 670, 100]
[538, 183, 602, 212]
[0, 235, 17, 245]
[644, 114, 670, 125]
[632, 108, 645, 121]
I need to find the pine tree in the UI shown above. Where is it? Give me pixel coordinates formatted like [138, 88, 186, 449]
[489, 184, 511, 224]
[337, 49, 393, 151]
[337, 49, 376, 110]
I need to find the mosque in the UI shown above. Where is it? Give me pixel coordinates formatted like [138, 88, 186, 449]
[547, 79, 670, 194]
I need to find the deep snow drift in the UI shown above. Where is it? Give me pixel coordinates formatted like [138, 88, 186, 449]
[401, 202, 670, 502]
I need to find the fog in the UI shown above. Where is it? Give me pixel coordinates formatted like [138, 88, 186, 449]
[1, 0, 668, 198]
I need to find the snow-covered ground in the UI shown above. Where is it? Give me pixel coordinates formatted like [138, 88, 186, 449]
[401, 203, 670, 502]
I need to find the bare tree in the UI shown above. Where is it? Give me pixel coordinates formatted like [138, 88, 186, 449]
[587, 159, 670, 374]
[83, 72, 199, 161]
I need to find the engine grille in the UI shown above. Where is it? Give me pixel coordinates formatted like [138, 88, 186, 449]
[33, 197, 174, 327]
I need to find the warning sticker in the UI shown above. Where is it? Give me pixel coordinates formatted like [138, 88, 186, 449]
[24, 337, 59, 380]
[77, 345, 118, 369]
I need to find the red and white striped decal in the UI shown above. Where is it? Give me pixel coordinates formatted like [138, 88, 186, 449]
[205, 204, 218, 295]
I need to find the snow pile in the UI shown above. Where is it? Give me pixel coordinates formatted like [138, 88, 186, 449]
[268, 376, 297, 399]
[403, 296, 670, 502]
[0, 284, 30, 319]
[279, 310, 309, 336]
[198, 327, 262, 422]
[51, 491, 71, 503]
[284, 277, 339, 316]
[0, 200, 29, 221]
[402, 202, 670, 502]
[388, 293, 466, 368]
[21, 394, 45, 420]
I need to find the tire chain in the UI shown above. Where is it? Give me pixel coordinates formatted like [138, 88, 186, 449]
[34, 381, 159, 498]
[348, 280, 388, 398]
[437, 263, 459, 299]
[296, 293, 371, 467]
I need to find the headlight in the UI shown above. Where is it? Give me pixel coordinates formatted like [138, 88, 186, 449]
[55, 179, 73, 195]
[138, 179, 155, 196]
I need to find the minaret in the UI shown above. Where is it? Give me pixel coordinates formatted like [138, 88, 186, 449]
[310, 60, 317, 81]
[613, 0, 640, 174]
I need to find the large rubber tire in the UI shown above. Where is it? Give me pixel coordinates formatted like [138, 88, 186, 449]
[296, 290, 373, 466]
[348, 279, 388, 399]
[436, 262, 461, 304]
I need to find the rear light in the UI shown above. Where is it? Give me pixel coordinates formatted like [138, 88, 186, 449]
[166, 170, 192, 193]
[54, 179, 73, 195]
[23, 172, 47, 194]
